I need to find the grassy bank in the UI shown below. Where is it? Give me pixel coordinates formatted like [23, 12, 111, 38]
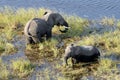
[0, 7, 120, 79]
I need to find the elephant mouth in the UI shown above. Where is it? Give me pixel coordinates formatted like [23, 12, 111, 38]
[59, 26, 69, 33]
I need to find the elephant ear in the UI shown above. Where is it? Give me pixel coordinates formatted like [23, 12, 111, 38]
[43, 11, 48, 15]
[43, 10, 53, 15]
[71, 44, 74, 47]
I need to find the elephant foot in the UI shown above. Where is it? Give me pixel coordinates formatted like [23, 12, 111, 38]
[26, 37, 35, 44]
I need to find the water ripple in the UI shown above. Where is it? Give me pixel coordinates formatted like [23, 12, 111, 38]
[0, 0, 120, 19]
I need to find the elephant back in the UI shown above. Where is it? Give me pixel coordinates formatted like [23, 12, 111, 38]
[78, 46, 100, 56]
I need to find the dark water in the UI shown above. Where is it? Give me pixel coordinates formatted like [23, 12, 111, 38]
[0, 0, 120, 19]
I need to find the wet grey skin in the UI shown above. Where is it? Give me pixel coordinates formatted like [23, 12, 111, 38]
[24, 11, 69, 44]
[64, 44, 100, 65]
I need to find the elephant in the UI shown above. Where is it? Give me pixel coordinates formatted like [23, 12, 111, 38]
[64, 44, 100, 65]
[24, 11, 69, 44]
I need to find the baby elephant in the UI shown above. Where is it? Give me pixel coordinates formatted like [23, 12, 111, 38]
[64, 44, 100, 65]
[24, 11, 69, 44]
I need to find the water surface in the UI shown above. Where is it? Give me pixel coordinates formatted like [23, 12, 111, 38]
[0, 0, 120, 19]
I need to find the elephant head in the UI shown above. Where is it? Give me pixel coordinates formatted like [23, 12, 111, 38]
[43, 11, 69, 33]
[64, 44, 74, 65]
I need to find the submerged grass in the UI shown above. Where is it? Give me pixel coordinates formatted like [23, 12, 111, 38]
[0, 7, 47, 55]
[77, 29, 120, 55]
[100, 16, 116, 26]
[92, 58, 119, 80]
[0, 58, 34, 79]
[11, 59, 34, 78]
[0, 7, 120, 79]
[0, 58, 10, 80]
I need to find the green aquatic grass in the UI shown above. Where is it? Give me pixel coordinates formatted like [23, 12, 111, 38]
[0, 42, 17, 56]
[0, 38, 17, 56]
[0, 38, 6, 54]
[75, 29, 120, 56]
[4, 43, 17, 55]
[92, 58, 119, 80]
[117, 20, 120, 30]
[61, 16, 89, 38]
[3, 25, 17, 41]
[11, 59, 34, 78]
[98, 58, 116, 72]
[1, 7, 120, 80]
[0, 34, 17, 55]
[59, 21, 120, 79]
[0, 6, 46, 26]
[0, 7, 47, 56]
[26, 39, 60, 60]
[0, 58, 34, 79]
[0, 58, 10, 80]
[100, 16, 116, 26]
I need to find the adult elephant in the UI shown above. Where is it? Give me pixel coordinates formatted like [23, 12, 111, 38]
[24, 11, 69, 44]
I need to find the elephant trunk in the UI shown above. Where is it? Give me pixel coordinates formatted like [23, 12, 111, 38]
[59, 27, 68, 33]
[59, 21, 69, 33]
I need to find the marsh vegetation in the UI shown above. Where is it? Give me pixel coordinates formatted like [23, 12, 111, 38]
[0, 7, 120, 80]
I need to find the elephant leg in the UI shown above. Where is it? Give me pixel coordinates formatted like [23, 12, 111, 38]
[32, 37, 40, 43]
[46, 31, 52, 40]
[72, 58, 78, 64]
[71, 58, 74, 69]
[32, 34, 43, 43]
[26, 37, 34, 44]
[71, 58, 76, 69]
[37, 33, 43, 42]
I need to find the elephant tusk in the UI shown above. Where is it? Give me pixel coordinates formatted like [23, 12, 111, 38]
[59, 26, 70, 33]
[64, 26, 68, 28]
[64, 26, 71, 29]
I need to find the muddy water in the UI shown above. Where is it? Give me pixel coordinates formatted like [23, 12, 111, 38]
[0, 0, 120, 19]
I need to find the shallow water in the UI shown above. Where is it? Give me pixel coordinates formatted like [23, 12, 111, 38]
[0, 0, 120, 79]
[29, 60, 64, 80]
[0, 36, 119, 80]
[0, 35, 65, 80]
[1, 36, 26, 64]
[0, 0, 120, 19]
